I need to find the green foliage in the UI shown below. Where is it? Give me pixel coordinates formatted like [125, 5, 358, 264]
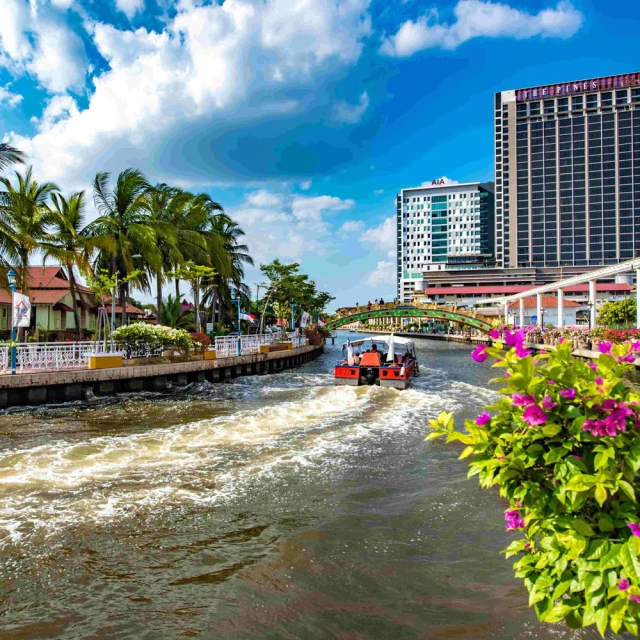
[598, 298, 637, 328]
[112, 322, 193, 353]
[160, 294, 194, 330]
[259, 259, 334, 326]
[428, 338, 640, 636]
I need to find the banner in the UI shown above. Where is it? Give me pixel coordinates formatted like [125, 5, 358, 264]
[12, 292, 31, 328]
[300, 311, 310, 328]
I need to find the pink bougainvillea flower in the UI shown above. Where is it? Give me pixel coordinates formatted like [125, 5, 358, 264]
[632, 341, 640, 352]
[515, 343, 532, 358]
[504, 371, 511, 378]
[522, 405, 548, 426]
[587, 361, 597, 371]
[619, 578, 630, 591]
[596, 376, 604, 386]
[572, 455, 582, 460]
[504, 509, 525, 531]
[618, 353, 637, 364]
[471, 345, 488, 363]
[524, 542, 530, 549]
[560, 388, 576, 401]
[541, 395, 557, 411]
[631, 595, 640, 604]
[475, 411, 491, 426]
[547, 379, 556, 385]
[504, 331, 518, 347]
[628, 523, 640, 537]
[489, 329, 501, 339]
[512, 393, 536, 407]
[597, 341, 612, 355]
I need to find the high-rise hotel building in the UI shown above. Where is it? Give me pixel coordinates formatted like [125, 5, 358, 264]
[495, 72, 640, 270]
[396, 179, 495, 302]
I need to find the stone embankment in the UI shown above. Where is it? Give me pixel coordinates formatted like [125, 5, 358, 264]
[0, 344, 323, 409]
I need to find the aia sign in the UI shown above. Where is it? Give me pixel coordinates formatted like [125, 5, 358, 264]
[431, 179, 445, 185]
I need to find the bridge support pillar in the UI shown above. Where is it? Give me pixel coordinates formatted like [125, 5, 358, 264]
[536, 294, 542, 327]
[557, 289, 564, 328]
[589, 280, 597, 328]
[519, 298, 524, 329]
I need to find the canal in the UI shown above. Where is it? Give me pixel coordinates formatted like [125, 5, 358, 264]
[0, 332, 596, 638]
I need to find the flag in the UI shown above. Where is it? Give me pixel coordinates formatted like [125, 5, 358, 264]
[240, 312, 255, 323]
[12, 292, 31, 328]
[301, 311, 310, 328]
[347, 343, 355, 366]
[387, 333, 395, 363]
[318, 318, 325, 326]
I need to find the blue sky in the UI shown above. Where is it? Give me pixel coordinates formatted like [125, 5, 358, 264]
[0, 0, 638, 310]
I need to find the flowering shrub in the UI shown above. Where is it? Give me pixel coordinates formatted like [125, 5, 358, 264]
[190, 332, 212, 352]
[429, 330, 640, 636]
[112, 322, 193, 355]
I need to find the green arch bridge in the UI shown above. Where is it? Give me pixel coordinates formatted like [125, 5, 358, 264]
[326, 306, 493, 333]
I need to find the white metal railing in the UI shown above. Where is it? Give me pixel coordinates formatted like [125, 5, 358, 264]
[0, 341, 102, 374]
[214, 336, 239, 358]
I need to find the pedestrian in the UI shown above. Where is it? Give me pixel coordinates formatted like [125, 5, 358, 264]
[380, 297, 385, 305]
[367, 301, 372, 311]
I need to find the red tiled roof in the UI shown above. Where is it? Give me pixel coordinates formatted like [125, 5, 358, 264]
[509, 296, 581, 308]
[101, 297, 146, 315]
[423, 283, 633, 296]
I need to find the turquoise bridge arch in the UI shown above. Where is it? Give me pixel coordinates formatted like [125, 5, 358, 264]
[326, 307, 493, 333]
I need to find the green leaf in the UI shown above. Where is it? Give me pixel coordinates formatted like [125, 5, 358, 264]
[598, 544, 622, 570]
[595, 608, 608, 637]
[566, 474, 597, 492]
[620, 542, 640, 583]
[573, 519, 595, 537]
[595, 484, 607, 507]
[544, 447, 567, 464]
[618, 480, 636, 503]
[584, 572, 602, 594]
[551, 580, 571, 600]
[598, 514, 615, 533]
[541, 423, 562, 437]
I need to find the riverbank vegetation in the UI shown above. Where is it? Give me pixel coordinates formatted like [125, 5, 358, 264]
[429, 331, 640, 636]
[0, 143, 252, 332]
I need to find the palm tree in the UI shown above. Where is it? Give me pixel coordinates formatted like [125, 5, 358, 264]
[143, 186, 212, 325]
[203, 217, 253, 325]
[0, 166, 59, 290]
[161, 294, 193, 329]
[42, 192, 114, 339]
[85, 169, 159, 326]
[0, 143, 25, 173]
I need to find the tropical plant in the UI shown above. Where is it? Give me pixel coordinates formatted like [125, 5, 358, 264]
[598, 298, 637, 328]
[0, 167, 59, 289]
[43, 191, 114, 339]
[86, 168, 158, 326]
[0, 143, 25, 172]
[428, 330, 640, 637]
[160, 294, 193, 330]
[112, 322, 193, 356]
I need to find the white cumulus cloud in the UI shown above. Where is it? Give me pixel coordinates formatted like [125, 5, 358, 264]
[366, 260, 396, 286]
[0, 84, 22, 107]
[247, 190, 282, 208]
[115, 0, 146, 19]
[338, 220, 365, 237]
[361, 216, 396, 257]
[0, 0, 88, 93]
[333, 90, 369, 124]
[380, 0, 583, 57]
[8, 0, 372, 190]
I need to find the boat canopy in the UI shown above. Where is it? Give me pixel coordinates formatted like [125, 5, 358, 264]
[342, 335, 416, 355]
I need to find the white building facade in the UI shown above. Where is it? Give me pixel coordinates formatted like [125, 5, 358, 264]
[396, 178, 495, 303]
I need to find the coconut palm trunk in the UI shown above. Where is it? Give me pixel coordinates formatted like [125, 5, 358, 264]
[67, 266, 82, 340]
[120, 280, 127, 326]
[156, 268, 163, 325]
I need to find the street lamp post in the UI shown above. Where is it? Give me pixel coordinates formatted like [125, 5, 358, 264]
[7, 268, 17, 375]
[541, 307, 545, 330]
[231, 297, 241, 355]
[291, 303, 297, 334]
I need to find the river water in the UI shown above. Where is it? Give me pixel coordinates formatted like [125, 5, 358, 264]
[0, 333, 598, 639]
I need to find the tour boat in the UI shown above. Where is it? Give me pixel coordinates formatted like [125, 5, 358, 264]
[335, 335, 418, 389]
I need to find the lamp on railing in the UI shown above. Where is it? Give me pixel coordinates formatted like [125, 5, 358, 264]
[7, 268, 17, 375]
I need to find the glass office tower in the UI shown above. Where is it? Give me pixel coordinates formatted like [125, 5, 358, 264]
[495, 72, 640, 269]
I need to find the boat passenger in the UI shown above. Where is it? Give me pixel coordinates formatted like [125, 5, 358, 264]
[354, 352, 361, 365]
